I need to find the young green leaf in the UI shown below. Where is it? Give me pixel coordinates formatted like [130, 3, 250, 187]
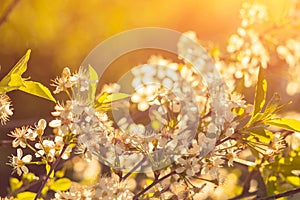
[234, 75, 245, 95]
[0, 49, 31, 88]
[286, 176, 300, 186]
[45, 163, 55, 178]
[102, 93, 130, 104]
[0, 74, 27, 93]
[96, 92, 108, 104]
[247, 67, 267, 126]
[9, 177, 23, 192]
[250, 129, 273, 143]
[16, 191, 37, 200]
[263, 93, 280, 117]
[49, 178, 72, 191]
[88, 65, 99, 102]
[265, 118, 300, 132]
[252, 66, 267, 117]
[19, 81, 56, 103]
[55, 168, 66, 178]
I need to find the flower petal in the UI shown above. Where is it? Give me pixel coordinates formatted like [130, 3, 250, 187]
[21, 165, 29, 174]
[22, 155, 32, 163]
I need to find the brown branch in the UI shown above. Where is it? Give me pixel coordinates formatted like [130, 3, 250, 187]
[0, 0, 21, 28]
[133, 171, 176, 200]
[34, 144, 68, 200]
[258, 187, 300, 200]
[229, 164, 267, 200]
[121, 155, 147, 181]
[229, 191, 257, 200]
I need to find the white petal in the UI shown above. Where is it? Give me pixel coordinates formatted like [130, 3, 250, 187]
[12, 139, 20, 148]
[17, 168, 22, 176]
[138, 101, 149, 111]
[22, 155, 32, 163]
[5, 105, 13, 116]
[17, 148, 23, 159]
[175, 167, 185, 174]
[49, 119, 62, 128]
[186, 169, 195, 177]
[21, 166, 29, 174]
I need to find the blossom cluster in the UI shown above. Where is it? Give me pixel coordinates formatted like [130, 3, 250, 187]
[1, 2, 300, 200]
[213, 1, 300, 97]
[0, 94, 13, 125]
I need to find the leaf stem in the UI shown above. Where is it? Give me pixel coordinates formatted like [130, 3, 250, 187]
[26, 143, 45, 158]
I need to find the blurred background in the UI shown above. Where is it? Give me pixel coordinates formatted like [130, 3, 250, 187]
[0, 0, 298, 196]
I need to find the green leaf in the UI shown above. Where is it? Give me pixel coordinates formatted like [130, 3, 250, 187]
[55, 168, 65, 178]
[0, 50, 31, 88]
[250, 129, 273, 143]
[0, 50, 56, 103]
[232, 107, 245, 116]
[46, 163, 55, 178]
[50, 178, 72, 191]
[252, 67, 267, 118]
[96, 92, 130, 110]
[22, 172, 39, 182]
[8, 73, 25, 87]
[0, 74, 28, 94]
[265, 118, 300, 132]
[96, 92, 108, 104]
[19, 81, 56, 102]
[286, 176, 300, 186]
[88, 65, 98, 102]
[16, 191, 37, 200]
[249, 113, 264, 125]
[41, 185, 49, 196]
[234, 75, 245, 95]
[102, 93, 130, 104]
[9, 177, 23, 192]
[262, 93, 280, 118]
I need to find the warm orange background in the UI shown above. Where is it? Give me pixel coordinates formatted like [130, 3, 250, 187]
[0, 0, 295, 195]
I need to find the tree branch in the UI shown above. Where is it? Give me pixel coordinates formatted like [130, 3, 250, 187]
[34, 145, 68, 200]
[121, 155, 147, 181]
[258, 187, 300, 200]
[0, 0, 21, 28]
[133, 171, 176, 200]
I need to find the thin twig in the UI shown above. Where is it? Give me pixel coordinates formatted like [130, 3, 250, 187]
[258, 187, 300, 200]
[34, 145, 68, 200]
[133, 171, 176, 200]
[229, 191, 257, 200]
[121, 155, 147, 181]
[0, 0, 21, 28]
[216, 136, 233, 146]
